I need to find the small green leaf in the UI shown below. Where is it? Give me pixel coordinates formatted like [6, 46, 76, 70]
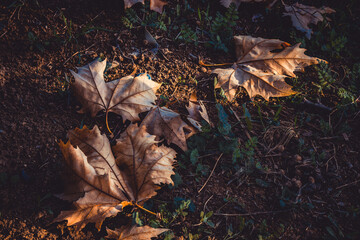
[171, 172, 183, 188]
[216, 104, 232, 136]
[326, 226, 338, 239]
[164, 232, 175, 240]
[190, 149, 199, 165]
[205, 211, 213, 219]
[207, 220, 215, 228]
[133, 212, 143, 226]
[255, 179, 269, 188]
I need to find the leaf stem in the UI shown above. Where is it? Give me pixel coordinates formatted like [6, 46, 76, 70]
[105, 109, 113, 134]
[199, 59, 233, 67]
[134, 203, 158, 217]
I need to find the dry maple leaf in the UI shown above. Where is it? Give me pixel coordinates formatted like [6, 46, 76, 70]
[123, 0, 167, 13]
[106, 225, 168, 240]
[112, 124, 176, 202]
[283, 3, 335, 39]
[55, 125, 176, 231]
[186, 92, 212, 127]
[213, 35, 323, 101]
[140, 107, 198, 151]
[70, 59, 160, 124]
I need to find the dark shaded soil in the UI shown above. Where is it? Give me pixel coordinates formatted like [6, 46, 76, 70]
[1, 0, 359, 239]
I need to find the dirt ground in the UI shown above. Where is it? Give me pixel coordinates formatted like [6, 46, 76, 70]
[0, 0, 359, 239]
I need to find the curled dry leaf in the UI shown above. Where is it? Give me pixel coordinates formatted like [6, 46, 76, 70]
[55, 125, 176, 231]
[140, 107, 198, 151]
[283, 3, 336, 39]
[70, 59, 160, 122]
[213, 35, 323, 101]
[106, 225, 168, 240]
[186, 92, 212, 127]
[123, 0, 167, 14]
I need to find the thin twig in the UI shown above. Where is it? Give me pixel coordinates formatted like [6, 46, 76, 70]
[64, 43, 96, 64]
[336, 179, 360, 190]
[198, 152, 219, 159]
[303, 97, 332, 112]
[214, 209, 291, 217]
[0, 30, 8, 39]
[198, 153, 223, 193]
[229, 105, 262, 156]
[294, 183, 307, 204]
[203, 195, 213, 212]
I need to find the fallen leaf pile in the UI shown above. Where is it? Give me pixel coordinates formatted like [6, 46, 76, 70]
[55, 13, 327, 237]
[56, 59, 208, 239]
[213, 35, 323, 101]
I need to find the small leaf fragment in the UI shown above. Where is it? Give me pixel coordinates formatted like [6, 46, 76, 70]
[186, 91, 212, 127]
[106, 225, 168, 240]
[124, 0, 167, 13]
[149, 0, 167, 14]
[283, 3, 336, 39]
[140, 107, 198, 151]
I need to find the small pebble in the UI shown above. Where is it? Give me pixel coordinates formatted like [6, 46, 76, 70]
[200, 67, 207, 73]
[294, 154, 302, 162]
[309, 176, 315, 184]
[295, 180, 302, 188]
[277, 145, 285, 152]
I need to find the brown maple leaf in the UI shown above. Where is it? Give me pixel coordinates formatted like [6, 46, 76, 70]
[186, 92, 212, 127]
[55, 125, 176, 231]
[213, 35, 323, 101]
[123, 0, 167, 13]
[70, 59, 160, 125]
[106, 225, 168, 240]
[140, 107, 198, 151]
[112, 124, 176, 202]
[283, 3, 335, 39]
